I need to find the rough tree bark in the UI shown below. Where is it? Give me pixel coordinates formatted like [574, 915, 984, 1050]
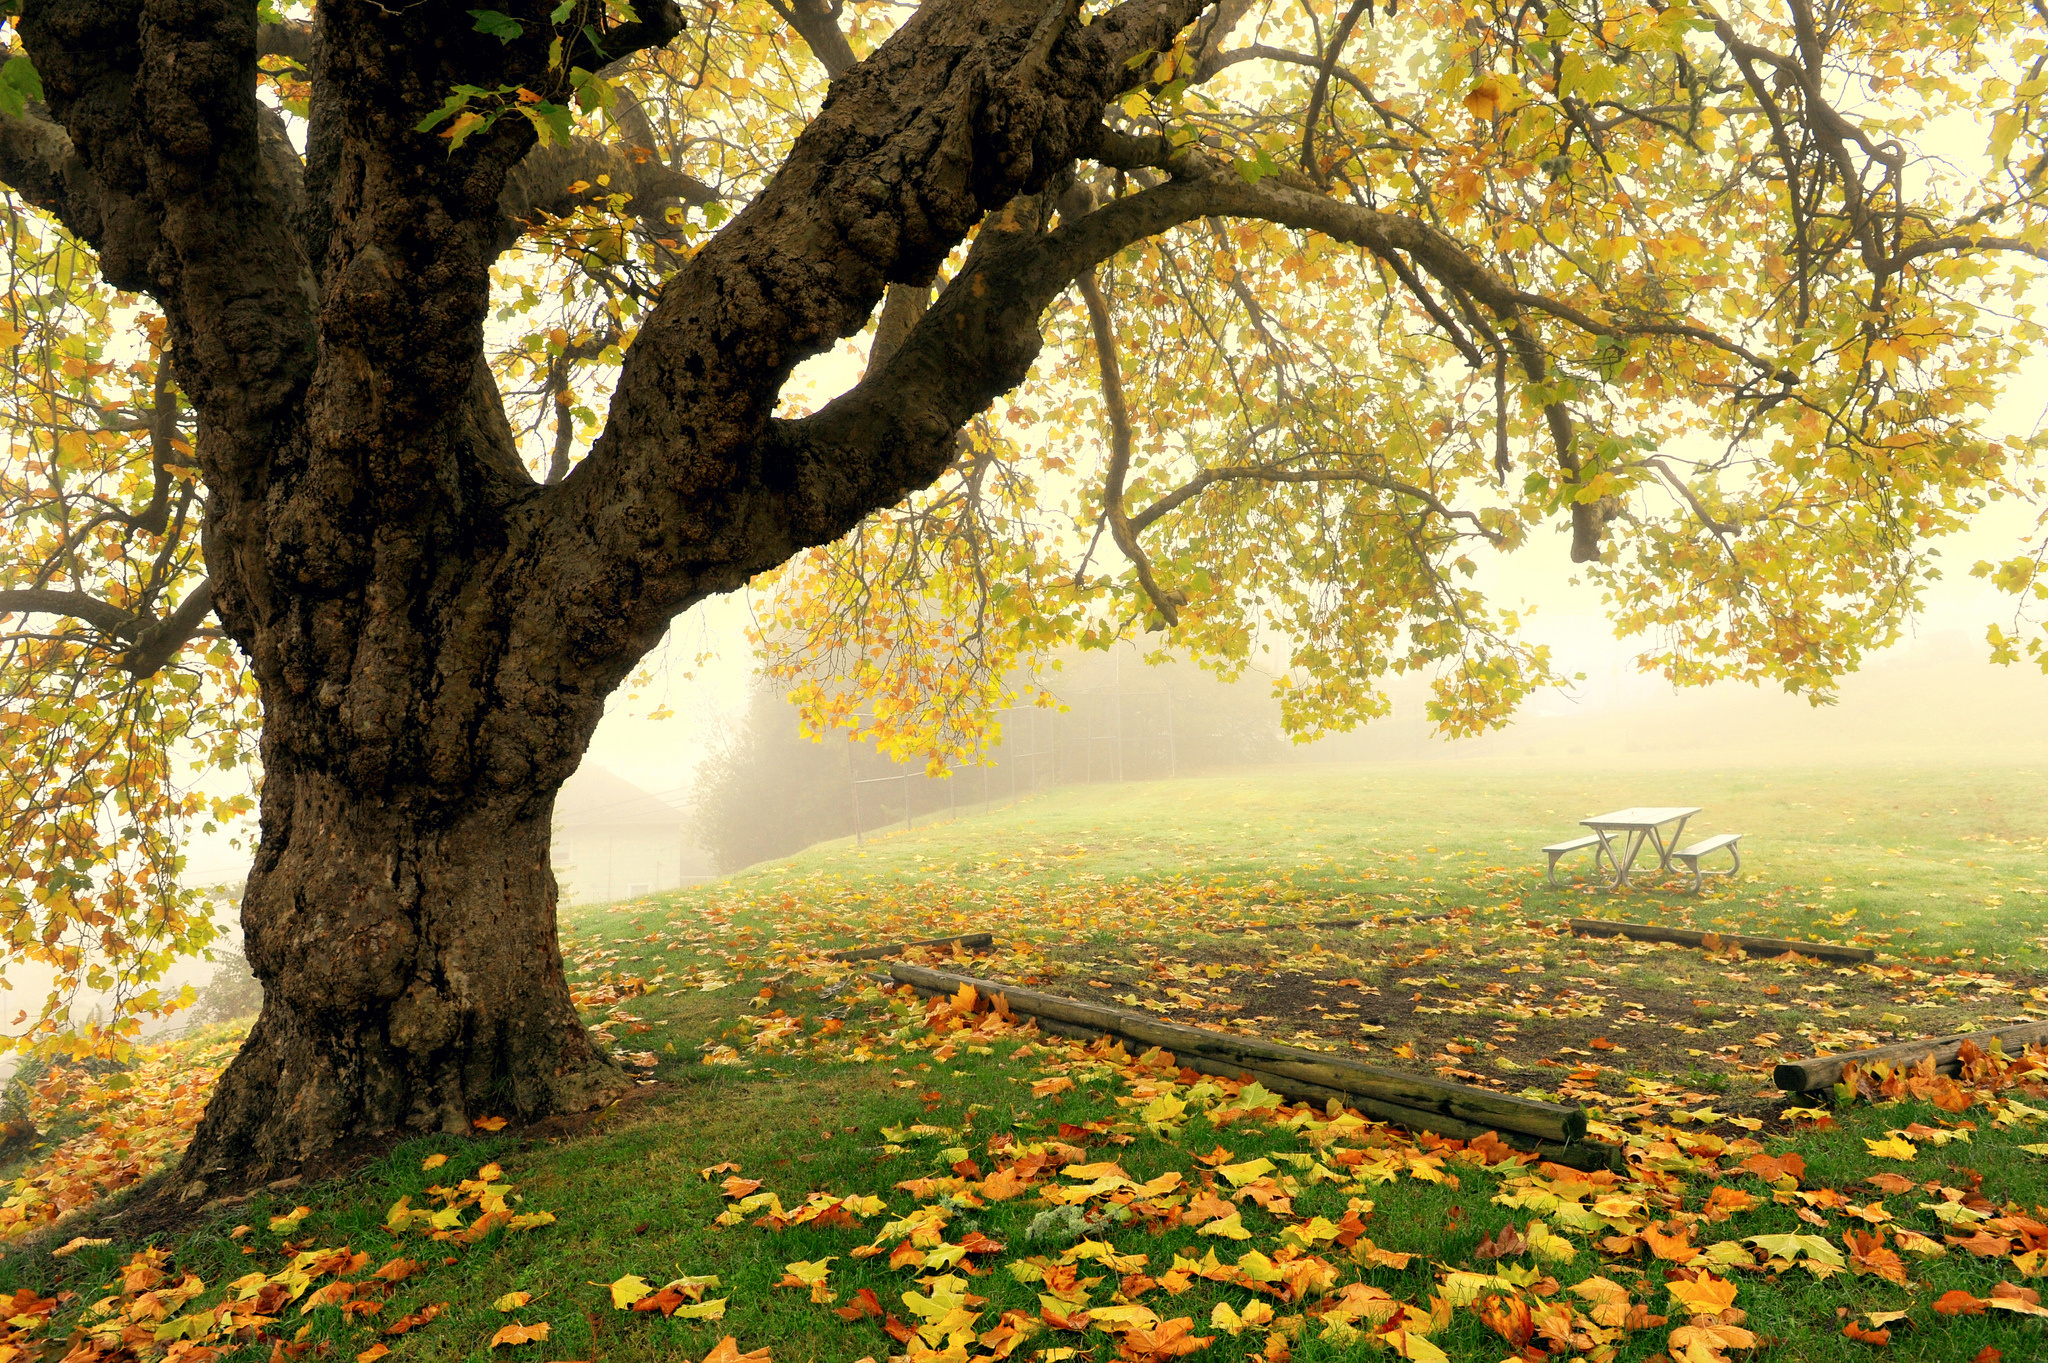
[2, 0, 1210, 1188]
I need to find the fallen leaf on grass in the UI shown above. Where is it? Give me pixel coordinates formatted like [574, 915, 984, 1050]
[495, 1292, 533, 1311]
[473, 1115, 509, 1132]
[1119, 1316, 1213, 1359]
[1474, 1225, 1526, 1260]
[51, 1236, 110, 1257]
[672, 1297, 730, 1320]
[1841, 1320, 1891, 1345]
[357, 1347, 389, 1363]
[1196, 1212, 1251, 1240]
[269, 1205, 312, 1232]
[1934, 1291, 1986, 1316]
[603, 1274, 651, 1309]
[697, 1337, 771, 1363]
[1845, 1229, 1908, 1285]
[384, 1302, 449, 1335]
[421, 1153, 448, 1171]
[1665, 1273, 1738, 1316]
[1944, 1230, 2015, 1257]
[1863, 1136, 1916, 1161]
[835, 1288, 884, 1321]
[489, 1321, 550, 1348]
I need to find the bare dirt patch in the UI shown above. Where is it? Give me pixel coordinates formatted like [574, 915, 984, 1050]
[1005, 911, 2048, 1138]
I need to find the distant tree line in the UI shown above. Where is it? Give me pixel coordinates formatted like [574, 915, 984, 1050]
[690, 653, 1287, 872]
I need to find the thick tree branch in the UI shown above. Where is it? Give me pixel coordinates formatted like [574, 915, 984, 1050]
[535, 0, 1216, 673]
[773, 163, 1794, 578]
[258, 18, 313, 66]
[0, 580, 215, 676]
[120, 581, 216, 675]
[494, 136, 719, 254]
[0, 588, 140, 637]
[766, 0, 861, 78]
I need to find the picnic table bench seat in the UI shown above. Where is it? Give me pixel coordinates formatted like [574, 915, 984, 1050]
[1543, 833, 1610, 887]
[1674, 833, 1742, 893]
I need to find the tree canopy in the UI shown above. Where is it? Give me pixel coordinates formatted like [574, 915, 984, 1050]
[0, 0, 2043, 1169]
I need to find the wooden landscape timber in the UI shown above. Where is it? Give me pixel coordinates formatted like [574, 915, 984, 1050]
[1567, 918, 1875, 964]
[1773, 1019, 2048, 1093]
[888, 963, 1605, 1167]
[825, 932, 994, 963]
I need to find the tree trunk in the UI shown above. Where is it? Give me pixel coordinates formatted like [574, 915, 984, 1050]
[9, 0, 1210, 1191]
[176, 768, 627, 1195]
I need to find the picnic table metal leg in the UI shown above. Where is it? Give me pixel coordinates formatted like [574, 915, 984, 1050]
[1611, 830, 1647, 887]
[1655, 815, 1691, 872]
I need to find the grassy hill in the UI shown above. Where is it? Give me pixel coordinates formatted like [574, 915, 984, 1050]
[1, 758, 2046, 1363]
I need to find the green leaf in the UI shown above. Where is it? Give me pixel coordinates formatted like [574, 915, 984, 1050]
[550, 0, 578, 19]
[521, 102, 577, 148]
[469, 9, 525, 41]
[1235, 147, 1280, 186]
[415, 87, 485, 134]
[0, 55, 43, 121]
[569, 65, 615, 113]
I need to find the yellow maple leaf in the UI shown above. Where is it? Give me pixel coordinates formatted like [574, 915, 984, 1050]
[605, 1274, 651, 1309]
[1665, 1272, 1738, 1316]
[1864, 1136, 1917, 1161]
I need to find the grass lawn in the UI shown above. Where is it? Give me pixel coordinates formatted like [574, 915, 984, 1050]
[1, 758, 2046, 1363]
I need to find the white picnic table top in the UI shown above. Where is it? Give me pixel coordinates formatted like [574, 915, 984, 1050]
[1581, 806, 1702, 830]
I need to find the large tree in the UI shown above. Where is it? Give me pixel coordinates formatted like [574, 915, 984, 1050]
[0, 0, 2043, 1188]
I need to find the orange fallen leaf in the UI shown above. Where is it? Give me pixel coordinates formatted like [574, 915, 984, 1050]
[1846, 1229, 1908, 1286]
[473, 1116, 509, 1132]
[357, 1349, 390, 1363]
[1944, 1230, 2014, 1257]
[489, 1321, 550, 1348]
[1933, 1291, 1986, 1316]
[834, 1288, 884, 1321]
[1842, 1320, 1891, 1346]
[1702, 1187, 1758, 1222]
[1475, 1225, 1527, 1261]
[698, 1337, 772, 1363]
[1589, 1037, 1616, 1051]
[385, 1302, 450, 1336]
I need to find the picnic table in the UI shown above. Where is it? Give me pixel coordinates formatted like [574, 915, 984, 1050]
[1579, 806, 1701, 887]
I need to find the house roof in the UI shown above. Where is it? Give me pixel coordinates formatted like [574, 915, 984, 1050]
[555, 765, 687, 829]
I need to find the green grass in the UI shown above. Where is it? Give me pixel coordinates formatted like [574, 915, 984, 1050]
[9, 1034, 2046, 1362]
[674, 759, 2048, 964]
[5, 757, 2048, 1363]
